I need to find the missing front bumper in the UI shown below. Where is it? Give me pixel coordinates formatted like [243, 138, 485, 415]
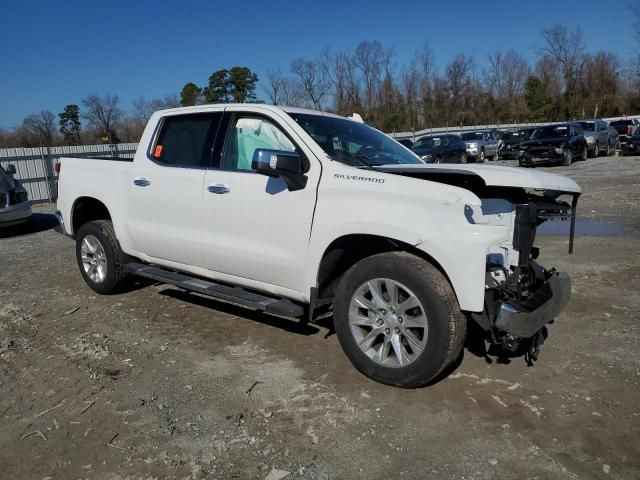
[495, 271, 571, 338]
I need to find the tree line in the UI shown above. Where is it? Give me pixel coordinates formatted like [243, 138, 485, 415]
[2, 20, 639, 148]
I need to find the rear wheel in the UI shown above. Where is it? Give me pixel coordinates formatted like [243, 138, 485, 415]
[581, 146, 588, 161]
[333, 252, 466, 388]
[434, 156, 442, 164]
[562, 149, 572, 166]
[75, 220, 129, 295]
[605, 142, 612, 156]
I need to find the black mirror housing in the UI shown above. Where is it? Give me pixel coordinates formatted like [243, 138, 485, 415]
[252, 149, 307, 191]
[5, 164, 16, 175]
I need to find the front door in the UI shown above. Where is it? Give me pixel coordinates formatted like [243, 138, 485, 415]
[201, 108, 319, 292]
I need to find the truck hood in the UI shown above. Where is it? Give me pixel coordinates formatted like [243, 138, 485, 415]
[376, 163, 581, 194]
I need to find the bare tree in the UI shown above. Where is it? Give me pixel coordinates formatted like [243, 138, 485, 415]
[132, 95, 180, 125]
[23, 110, 56, 146]
[485, 49, 530, 121]
[353, 41, 389, 115]
[290, 58, 330, 109]
[583, 52, 622, 117]
[265, 69, 286, 105]
[540, 24, 586, 116]
[82, 94, 122, 142]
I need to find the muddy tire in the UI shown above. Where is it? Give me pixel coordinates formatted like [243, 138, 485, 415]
[75, 220, 129, 295]
[333, 252, 466, 388]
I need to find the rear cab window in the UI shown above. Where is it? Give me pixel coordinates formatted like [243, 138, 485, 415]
[150, 112, 223, 168]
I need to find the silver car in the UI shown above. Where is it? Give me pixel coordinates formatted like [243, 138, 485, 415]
[578, 119, 611, 157]
[0, 164, 32, 227]
[460, 130, 500, 162]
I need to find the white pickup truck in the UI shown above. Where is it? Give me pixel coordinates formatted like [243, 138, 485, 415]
[55, 104, 581, 387]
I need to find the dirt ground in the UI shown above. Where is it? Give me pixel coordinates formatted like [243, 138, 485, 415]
[0, 156, 638, 480]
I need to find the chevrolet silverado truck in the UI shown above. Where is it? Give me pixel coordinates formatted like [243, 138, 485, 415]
[54, 104, 581, 387]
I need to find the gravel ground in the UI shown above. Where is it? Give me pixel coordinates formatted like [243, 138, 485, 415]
[0, 156, 638, 480]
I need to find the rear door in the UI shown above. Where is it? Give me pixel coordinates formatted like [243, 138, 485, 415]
[127, 110, 223, 266]
[201, 106, 320, 292]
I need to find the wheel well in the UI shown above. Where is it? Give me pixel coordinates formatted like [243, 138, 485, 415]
[71, 197, 111, 235]
[316, 234, 449, 301]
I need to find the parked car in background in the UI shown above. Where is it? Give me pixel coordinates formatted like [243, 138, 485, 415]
[578, 119, 611, 157]
[460, 130, 500, 162]
[411, 134, 468, 163]
[519, 123, 588, 167]
[499, 129, 535, 159]
[622, 131, 640, 155]
[0, 163, 32, 227]
[610, 118, 640, 152]
[396, 138, 414, 149]
[607, 125, 620, 152]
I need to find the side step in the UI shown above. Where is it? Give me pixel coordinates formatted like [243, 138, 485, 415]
[125, 263, 304, 318]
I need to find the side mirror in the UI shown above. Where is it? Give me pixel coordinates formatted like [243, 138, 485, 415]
[252, 149, 307, 191]
[5, 164, 16, 175]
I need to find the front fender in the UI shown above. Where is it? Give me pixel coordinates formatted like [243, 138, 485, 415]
[307, 165, 510, 311]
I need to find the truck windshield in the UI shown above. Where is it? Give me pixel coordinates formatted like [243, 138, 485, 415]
[288, 113, 423, 167]
[461, 132, 483, 141]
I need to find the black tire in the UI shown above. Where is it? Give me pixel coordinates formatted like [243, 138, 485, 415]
[581, 146, 588, 161]
[562, 149, 572, 166]
[75, 220, 129, 295]
[333, 252, 466, 388]
[434, 156, 442, 164]
[459, 152, 467, 164]
[477, 149, 485, 163]
[605, 143, 612, 156]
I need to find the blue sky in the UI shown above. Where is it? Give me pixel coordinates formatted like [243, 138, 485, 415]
[0, 0, 636, 128]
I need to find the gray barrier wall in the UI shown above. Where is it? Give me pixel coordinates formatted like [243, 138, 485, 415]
[0, 143, 138, 204]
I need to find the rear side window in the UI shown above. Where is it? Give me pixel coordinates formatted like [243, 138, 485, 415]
[152, 112, 222, 168]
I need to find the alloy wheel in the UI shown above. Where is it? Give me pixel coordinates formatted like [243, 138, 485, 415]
[349, 278, 428, 368]
[80, 234, 107, 283]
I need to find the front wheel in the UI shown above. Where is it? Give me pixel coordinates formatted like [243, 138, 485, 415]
[581, 146, 588, 161]
[75, 220, 129, 295]
[333, 252, 466, 388]
[562, 149, 572, 166]
[477, 150, 485, 163]
[459, 152, 467, 163]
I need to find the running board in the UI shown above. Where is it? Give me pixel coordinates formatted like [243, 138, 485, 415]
[125, 263, 304, 318]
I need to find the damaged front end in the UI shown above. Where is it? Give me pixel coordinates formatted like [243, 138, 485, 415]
[469, 191, 579, 362]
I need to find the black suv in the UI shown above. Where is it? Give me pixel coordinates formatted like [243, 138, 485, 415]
[518, 124, 588, 167]
[411, 134, 468, 163]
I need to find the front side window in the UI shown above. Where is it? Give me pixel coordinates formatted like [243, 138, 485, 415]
[221, 116, 296, 170]
[152, 112, 221, 168]
[289, 113, 422, 167]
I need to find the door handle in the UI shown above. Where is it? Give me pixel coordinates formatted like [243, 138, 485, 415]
[133, 177, 151, 187]
[207, 184, 230, 194]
